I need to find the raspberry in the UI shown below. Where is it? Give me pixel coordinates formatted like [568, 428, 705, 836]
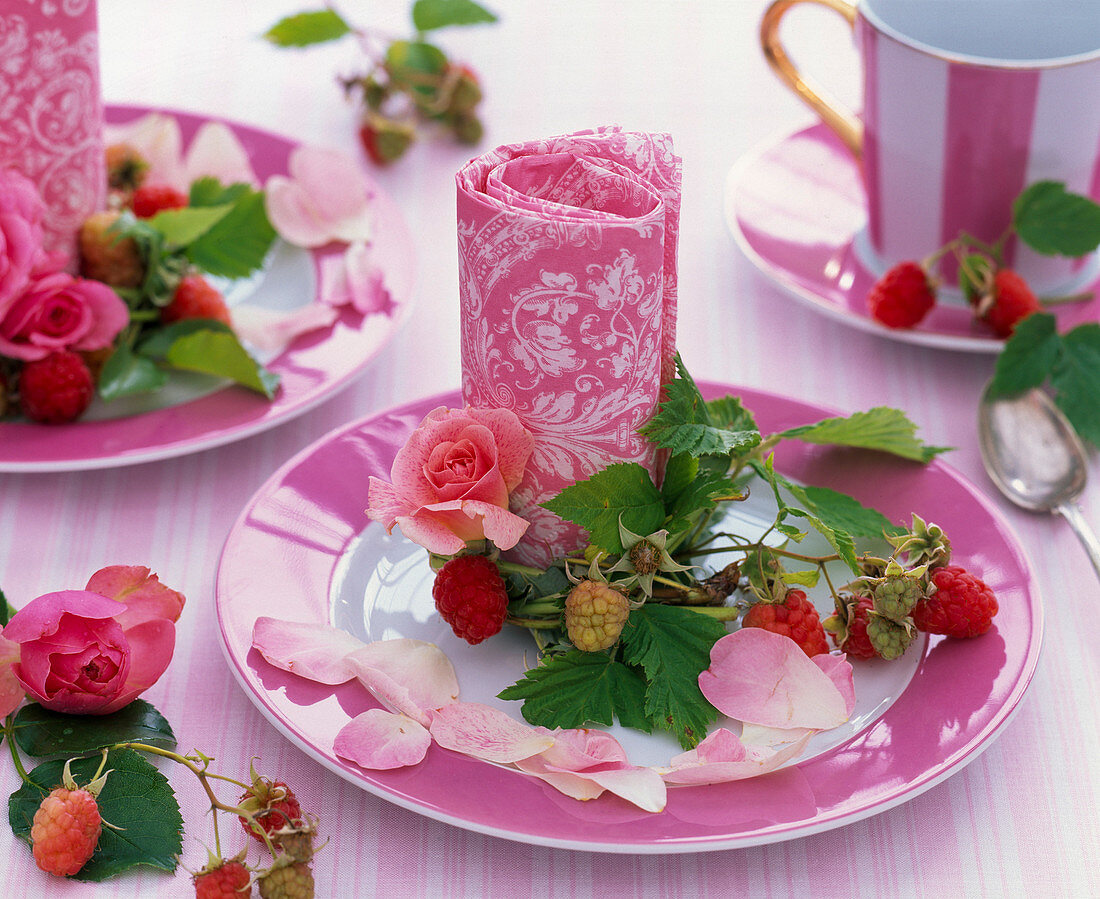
[446, 65, 482, 115]
[162, 274, 232, 326]
[238, 773, 302, 844]
[866, 614, 916, 660]
[30, 785, 102, 876]
[256, 860, 314, 899]
[105, 143, 149, 192]
[741, 589, 829, 657]
[824, 594, 879, 659]
[564, 579, 630, 652]
[873, 572, 924, 620]
[979, 269, 1040, 338]
[193, 855, 252, 898]
[79, 210, 144, 288]
[131, 183, 189, 218]
[867, 261, 936, 328]
[19, 351, 95, 424]
[432, 555, 509, 644]
[359, 117, 415, 165]
[913, 564, 998, 638]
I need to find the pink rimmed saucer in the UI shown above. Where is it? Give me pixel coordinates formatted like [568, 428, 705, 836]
[0, 105, 415, 472]
[216, 383, 1041, 853]
[724, 122, 1099, 352]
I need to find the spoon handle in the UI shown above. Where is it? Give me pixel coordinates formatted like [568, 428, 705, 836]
[1057, 503, 1100, 583]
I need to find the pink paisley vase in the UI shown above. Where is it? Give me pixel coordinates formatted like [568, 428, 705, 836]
[0, 0, 105, 267]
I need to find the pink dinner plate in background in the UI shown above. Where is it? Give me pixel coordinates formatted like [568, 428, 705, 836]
[724, 122, 1099, 353]
[216, 383, 1041, 853]
[0, 105, 415, 472]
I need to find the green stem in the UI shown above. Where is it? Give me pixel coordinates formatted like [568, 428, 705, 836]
[507, 615, 561, 629]
[678, 605, 742, 621]
[4, 715, 31, 785]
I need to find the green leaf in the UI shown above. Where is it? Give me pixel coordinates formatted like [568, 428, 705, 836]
[97, 345, 169, 402]
[1051, 323, 1100, 447]
[767, 472, 902, 539]
[263, 9, 351, 47]
[1013, 181, 1100, 257]
[988, 311, 1061, 398]
[9, 748, 182, 881]
[12, 701, 176, 758]
[498, 651, 651, 732]
[542, 462, 664, 553]
[140, 321, 281, 398]
[779, 407, 947, 462]
[664, 470, 742, 535]
[386, 40, 448, 98]
[188, 177, 251, 208]
[0, 589, 14, 626]
[705, 394, 758, 434]
[148, 204, 232, 247]
[619, 604, 727, 749]
[412, 0, 498, 31]
[186, 188, 276, 279]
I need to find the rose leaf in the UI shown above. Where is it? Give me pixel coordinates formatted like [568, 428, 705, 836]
[12, 700, 176, 758]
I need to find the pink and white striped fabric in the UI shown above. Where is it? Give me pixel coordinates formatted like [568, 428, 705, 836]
[857, 15, 1100, 292]
[456, 129, 681, 567]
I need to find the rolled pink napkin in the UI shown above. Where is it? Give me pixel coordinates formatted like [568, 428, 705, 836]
[0, 0, 106, 266]
[457, 128, 681, 567]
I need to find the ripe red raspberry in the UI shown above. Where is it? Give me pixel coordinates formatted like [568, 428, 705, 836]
[432, 555, 509, 644]
[912, 564, 998, 638]
[824, 593, 879, 659]
[359, 117, 415, 165]
[742, 589, 830, 657]
[238, 774, 302, 843]
[564, 579, 630, 651]
[256, 859, 314, 899]
[131, 182, 189, 218]
[980, 269, 1040, 338]
[193, 855, 252, 898]
[867, 261, 936, 328]
[162, 274, 232, 326]
[19, 351, 95, 423]
[30, 785, 102, 876]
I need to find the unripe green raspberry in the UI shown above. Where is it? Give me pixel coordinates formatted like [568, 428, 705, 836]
[564, 580, 630, 652]
[866, 615, 915, 660]
[873, 575, 923, 620]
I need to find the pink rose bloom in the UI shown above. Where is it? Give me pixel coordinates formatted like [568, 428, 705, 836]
[0, 168, 48, 316]
[0, 271, 129, 361]
[367, 406, 535, 555]
[1, 566, 185, 715]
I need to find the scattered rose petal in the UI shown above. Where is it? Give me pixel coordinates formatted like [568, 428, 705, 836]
[739, 722, 814, 747]
[251, 617, 366, 685]
[334, 709, 431, 770]
[0, 630, 24, 718]
[230, 302, 339, 355]
[699, 629, 850, 730]
[428, 702, 554, 763]
[265, 146, 373, 248]
[661, 727, 812, 785]
[319, 242, 395, 316]
[344, 639, 459, 726]
[813, 651, 856, 717]
[86, 565, 185, 629]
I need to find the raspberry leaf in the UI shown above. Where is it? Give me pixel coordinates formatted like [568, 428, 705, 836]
[497, 650, 652, 732]
[762, 467, 903, 539]
[0, 589, 14, 626]
[147, 204, 233, 247]
[139, 321, 281, 398]
[778, 407, 948, 462]
[619, 604, 726, 749]
[185, 187, 277, 279]
[988, 311, 1061, 397]
[9, 748, 183, 881]
[12, 700, 176, 758]
[1051, 323, 1100, 447]
[412, 0, 498, 32]
[97, 344, 169, 402]
[542, 462, 664, 553]
[1013, 181, 1100, 257]
[263, 10, 351, 47]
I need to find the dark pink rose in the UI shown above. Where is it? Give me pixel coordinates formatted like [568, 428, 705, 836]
[367, 406, 534, 555]
[0, 271, 129, 361]
[0, 168, 48, 316]
[1, 566, 185, 715]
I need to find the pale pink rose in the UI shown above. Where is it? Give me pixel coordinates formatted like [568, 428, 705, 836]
[367, 406, 535, 555]
[0, 168, 48, 316]
[3, 566, 185, 715]
[0, 271, 129, 361]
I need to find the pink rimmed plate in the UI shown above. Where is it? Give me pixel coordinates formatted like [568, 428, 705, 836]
[216, 384, 1041, 853]
[724, 122, 1099, 352]
[0, 105, 415, 472]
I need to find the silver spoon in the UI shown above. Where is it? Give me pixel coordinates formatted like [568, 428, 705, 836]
[978, 382, 1100, 581]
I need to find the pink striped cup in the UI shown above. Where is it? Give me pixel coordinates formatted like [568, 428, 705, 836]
[761, 0, 1100, 293]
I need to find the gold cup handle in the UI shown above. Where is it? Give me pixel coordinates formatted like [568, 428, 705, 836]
[760, 0, 863, 158]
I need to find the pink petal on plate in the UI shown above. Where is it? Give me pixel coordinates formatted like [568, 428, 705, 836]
[85, 565, 186, 628]
[287, 146, 374, 243]
[230, 303, 339, 355]
[739, 721, 814, 747]
[334, 709, 431, 770]
[0, 630, 24, 718]
[813, 651, 856, 717]
[184, 121, 258, 187]
[344, 639, 459, 726]
[251, 617, 365, 685]
[699, 628, 849, 730]
[661, 727, 812, 785]
[320, 242, 395, 316]
[264, 175, 334, 248]
[428, 702, 554, 763]
[104, 112, 185, 189]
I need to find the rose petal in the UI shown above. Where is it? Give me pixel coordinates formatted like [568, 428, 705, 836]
[183, 121, 258, 187]
[397, 500, 530, 555]
[287, 146, 373, 242]
[85, 566, 185, 628]
[661, 727, 813, 785]
[230, 302, 339, 355]
[320, 242, 395, 316]
[0, 630, 24, 718]
[334, 709, 432, 770]
[812, 651, 856, 718]
[3, 591, 125, 643]
[344, 639, 459, 726]
[698, 629, 849, 730]
[251, 617, 365, 685]
[428, 702, 554, 763]
[264, 176, 335, 248]
[97, 618, 176, 714]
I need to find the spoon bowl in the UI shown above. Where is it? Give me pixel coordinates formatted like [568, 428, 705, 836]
[979, 382, 1100, 580]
